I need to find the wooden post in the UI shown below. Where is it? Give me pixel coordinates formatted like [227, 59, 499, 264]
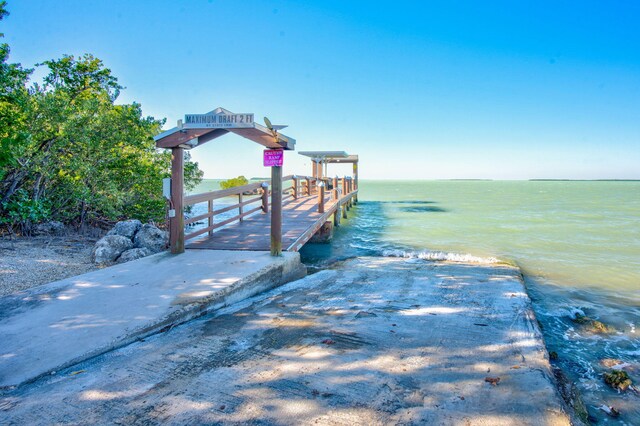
[318, 182, 325, 213]
[238, 193, 244, 222]
[333, 176, 338, 202]
[169, 147, 184, 254]
[208, 199, 213, 236]
[305, 177, 311, 196]
[261, 182, 269, 213]
[348, 178, 353, 208]
[353, 162, 358, 204]
[271, 164, 283, 256]
[343, 176, 349, 211]
[292, 176, 298, 199]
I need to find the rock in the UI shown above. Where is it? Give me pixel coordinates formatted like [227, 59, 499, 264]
[107, 219, 142, 240]
[571, 313, 615, 334]
[133, 224, 168, 253]
[604, 370, 632, 391]
[92, 235, 134, 264]
[34, 221, 65, 236]
[601, 358, 624, 368]
[552, 366, 590, 424]
[117, 247, 153, 263]
[355, 311, 378, 318]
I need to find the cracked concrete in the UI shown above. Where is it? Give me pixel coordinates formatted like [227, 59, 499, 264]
[0, 257, 571, 425]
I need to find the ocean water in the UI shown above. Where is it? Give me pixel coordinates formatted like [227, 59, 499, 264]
[299, 180, 640, 423]
[189, 179, 639, 422]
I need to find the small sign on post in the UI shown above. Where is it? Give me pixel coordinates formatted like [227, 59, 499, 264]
[263, 149, 284, 167]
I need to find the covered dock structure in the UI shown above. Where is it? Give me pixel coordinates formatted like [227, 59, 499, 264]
[154, 107, 358, 255]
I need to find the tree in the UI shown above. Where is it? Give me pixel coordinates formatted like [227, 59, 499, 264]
[220, 176, 249, 190]
[0, 7, 202, 233]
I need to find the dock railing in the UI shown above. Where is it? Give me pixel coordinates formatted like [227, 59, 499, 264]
[180, 174, 357, 244]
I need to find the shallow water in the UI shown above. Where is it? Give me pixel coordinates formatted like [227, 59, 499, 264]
[299, 180, 640, 423]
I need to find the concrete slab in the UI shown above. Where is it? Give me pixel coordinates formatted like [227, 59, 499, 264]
[0, 250, 305, 388]
[0, 257, 572, 425]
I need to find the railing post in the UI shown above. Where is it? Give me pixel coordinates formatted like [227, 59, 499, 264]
[238, 193, 244, 222]
[208, 199, 213, 236]
[348, 178, 353, 208]
[261, 182, 269, 213]
[318, 181, 325, 213]
[306, 177, 311, 196]
[292, 176, 298, 200]
[333, 176, 338, 202]
[271, 164, 283, 256]
[169, 147, 185, 254]
[353, 162, 358, 204]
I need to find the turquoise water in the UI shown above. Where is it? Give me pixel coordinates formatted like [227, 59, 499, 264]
[300, 180, 640, 423]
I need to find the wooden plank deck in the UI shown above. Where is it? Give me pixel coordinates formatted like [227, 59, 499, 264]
[186, 192, 354, 252]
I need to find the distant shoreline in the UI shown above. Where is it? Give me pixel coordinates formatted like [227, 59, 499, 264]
[198, 178, 640, 182]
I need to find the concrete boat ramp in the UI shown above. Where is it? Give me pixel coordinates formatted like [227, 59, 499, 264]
[0, 256, 573, 425]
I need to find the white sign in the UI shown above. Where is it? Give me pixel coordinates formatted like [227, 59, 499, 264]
[183, 112, 254, 129]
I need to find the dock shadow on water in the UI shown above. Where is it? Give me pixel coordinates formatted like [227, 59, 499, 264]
[299, 200, 449, 269]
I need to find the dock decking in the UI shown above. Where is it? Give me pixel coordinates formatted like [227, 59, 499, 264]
[186, 192, 354, 252]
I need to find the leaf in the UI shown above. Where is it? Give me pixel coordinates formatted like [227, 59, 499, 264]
[485, 377, 500, 386]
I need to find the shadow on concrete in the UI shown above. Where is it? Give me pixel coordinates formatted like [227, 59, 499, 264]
[1, 258, 570, 425]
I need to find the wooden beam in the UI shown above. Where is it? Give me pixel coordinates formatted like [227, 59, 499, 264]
[170, 147, 185, 254]
[271, 165, 283, 256]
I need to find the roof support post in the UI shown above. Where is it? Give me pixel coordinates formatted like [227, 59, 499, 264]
[170, 147, 185, 254]
[270, 163, 283, 256]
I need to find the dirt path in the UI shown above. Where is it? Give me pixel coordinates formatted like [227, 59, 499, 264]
[0, 234, 101, 297]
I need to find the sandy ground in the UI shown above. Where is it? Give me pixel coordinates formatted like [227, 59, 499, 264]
[0, 234, 102, 297]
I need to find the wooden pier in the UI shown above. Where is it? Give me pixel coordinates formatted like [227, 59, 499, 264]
[154, 107, 359, 255]
[185, 175, 357, 252]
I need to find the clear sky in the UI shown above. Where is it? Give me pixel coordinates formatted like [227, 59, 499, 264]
[4, 0, 639, 179]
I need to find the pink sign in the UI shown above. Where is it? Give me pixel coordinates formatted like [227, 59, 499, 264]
[263, 149, 284, 167]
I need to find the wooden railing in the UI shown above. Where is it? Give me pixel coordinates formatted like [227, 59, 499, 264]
[182, 174, 357, 242]
[183, 175, 295, 241]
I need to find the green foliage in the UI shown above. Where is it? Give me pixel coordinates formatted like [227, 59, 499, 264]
[220, 176, 249, 190]
[0, 189, 50, 233]
[0, 3, 202, 232]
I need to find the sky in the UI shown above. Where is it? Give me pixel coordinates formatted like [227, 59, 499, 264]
[3, 0, 639, 180]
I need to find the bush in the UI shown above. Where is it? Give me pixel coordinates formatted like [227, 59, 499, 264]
[220, 176, 249, 190]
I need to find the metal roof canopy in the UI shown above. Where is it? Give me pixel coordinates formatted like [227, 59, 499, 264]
[154, 107, 296, 151]
[299, 151, 358, 163]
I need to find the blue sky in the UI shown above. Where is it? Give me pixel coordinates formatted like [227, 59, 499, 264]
[4, 0, 639, 179]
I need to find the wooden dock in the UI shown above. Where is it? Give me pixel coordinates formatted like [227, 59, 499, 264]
[187, 191, 354, 252]
[183, 175, 357, 253]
